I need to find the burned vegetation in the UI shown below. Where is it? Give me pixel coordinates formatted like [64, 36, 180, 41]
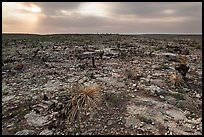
[2, 34, 202, 135]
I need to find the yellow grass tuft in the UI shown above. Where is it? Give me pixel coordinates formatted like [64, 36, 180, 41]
[64, 83, 102, 124]
[169, 72, 186, 87]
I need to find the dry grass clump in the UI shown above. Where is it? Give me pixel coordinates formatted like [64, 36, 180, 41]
[168, 72, 187, 87]
[64, 83, 102, 124]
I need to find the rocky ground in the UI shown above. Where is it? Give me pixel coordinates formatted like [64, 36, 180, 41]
[2, 34, 202, 135]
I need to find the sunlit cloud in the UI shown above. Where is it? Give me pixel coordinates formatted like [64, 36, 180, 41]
[163, 9, 175, 14]
[77, 2, 110, 17]
[3, 2, 43, 33]
[22, 3, 42, 13]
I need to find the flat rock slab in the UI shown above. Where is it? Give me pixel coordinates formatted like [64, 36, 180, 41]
[2, 83, 10, 94]
[96, 77, 125, 87]
[125, 96, 192, 135]
[39, 129, 53, 135]
[24, 111, 49, 127]
[147, 85, 167, 95]
[2, 95, 15, 102]
[151, 79, 167, 88]
[15, 129, 36, 135]
[153, 52, 177, 57]
[165, 109, 186, 121]
[43, 80, 64, 91]
[125, 115, 140, 129]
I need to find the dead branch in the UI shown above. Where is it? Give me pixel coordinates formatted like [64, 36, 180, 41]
[16, 50, 22, 57]
[32, 49, 40, 58]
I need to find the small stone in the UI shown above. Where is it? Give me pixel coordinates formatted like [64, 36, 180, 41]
[183, 88, 190, 92]
[107, 120, 113, 126]
[140, 122, 144, 127]
[2, 95, 15, 102]
[195, 94, 201, 99]
[184, 110, 191, 116]
[7, 123, 13, 128]
[52, 112, 58, 116]
[132, 95, 135, 98]
[52, 99, 58, 104]
[133, 84, 137, 87]
[39, 129, 53, 135]
[159, 95, 165, 99]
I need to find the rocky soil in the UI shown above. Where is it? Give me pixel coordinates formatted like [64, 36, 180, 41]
[2, 34, 202, 135]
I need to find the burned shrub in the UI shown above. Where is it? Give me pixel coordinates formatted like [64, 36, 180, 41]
[175, 55, 189, 78]
[14, 62, 23, 70]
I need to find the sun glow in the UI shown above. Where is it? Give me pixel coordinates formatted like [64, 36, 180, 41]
[3, 2, 42, 33]
[163, 9, 175, 14]
[78, 2, 109, 17]
[25, 4, 42, 13]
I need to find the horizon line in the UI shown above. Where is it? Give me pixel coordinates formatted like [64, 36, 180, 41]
[2, 32, 202, 35]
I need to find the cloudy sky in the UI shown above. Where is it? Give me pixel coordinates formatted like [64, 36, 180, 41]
[2, 2, 202, 34]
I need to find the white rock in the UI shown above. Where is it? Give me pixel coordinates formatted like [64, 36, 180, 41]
[2, 95, 15, 102]
[159, 95, 165, 99]
[39, 129, 53, 135]
[15, 130, 36, 135]
[165, 110, 186, 120]
[24, 111, 49, 127]
[195, 94, 201, 99]
[107, 120, 113, 126]
[132, 95, 135, 98]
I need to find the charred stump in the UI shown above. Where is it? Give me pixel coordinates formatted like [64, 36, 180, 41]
[99, 51, 104, 59]
[92, 56, 96, 68]
[32, 49, 40, 58]
[16, 50, 22, 57]
[175, 64, 189, 78]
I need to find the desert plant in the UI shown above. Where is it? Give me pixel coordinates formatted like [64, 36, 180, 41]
[175, 55, 189, 77]
[168, 72, 187, 88]
[64, 83, 102, 125]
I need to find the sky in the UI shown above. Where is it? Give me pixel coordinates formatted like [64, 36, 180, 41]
[2, 2, 202, 34]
